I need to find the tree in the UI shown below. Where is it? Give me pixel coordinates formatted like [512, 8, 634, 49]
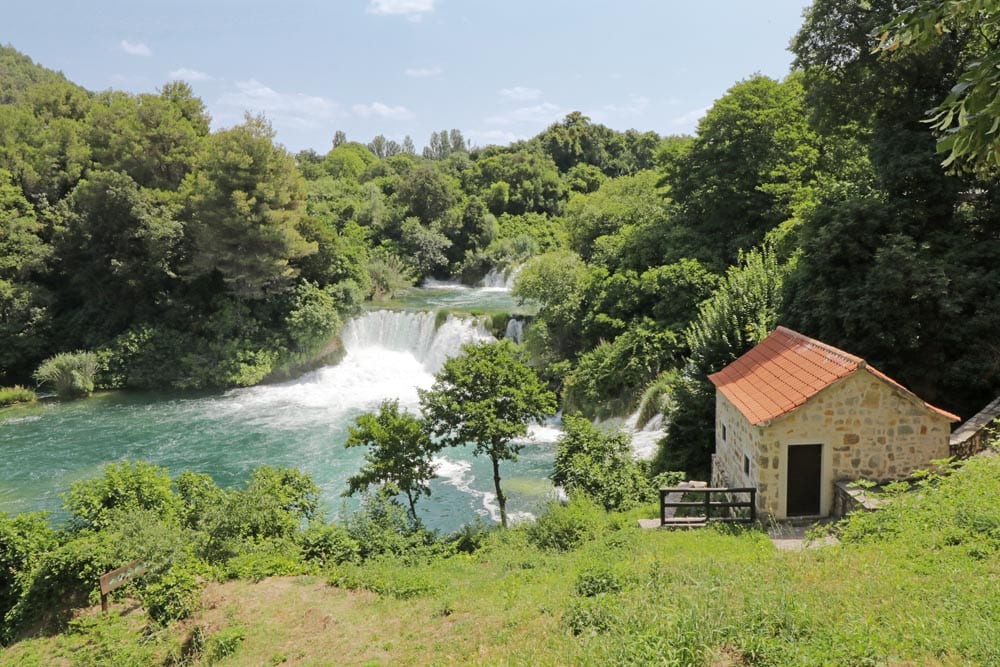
[181, 114, 316, 300]
[419, 340, 556, 527]
[664, 75, 821, 266]
[344, 400, 440, 522]
[552, 416, 650, 510]
[875, 0, 1000, 172]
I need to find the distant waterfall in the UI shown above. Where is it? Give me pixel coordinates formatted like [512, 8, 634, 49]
[341, 310, 494, 373]
[504, 317, 525, 343]
[480, 265, 522, 290]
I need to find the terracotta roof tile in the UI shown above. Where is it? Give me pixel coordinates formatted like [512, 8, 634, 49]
[708, 326, 959, 425]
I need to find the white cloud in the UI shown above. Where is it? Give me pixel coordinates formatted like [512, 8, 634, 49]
[168, 67, 212, 82]
[500, 86, 541, 102]
[120, 40, 151, 57]
[351, 101, 414, 120]
[367, 0, 435, 21]
[217, 79, 341, 128]
[405, 65, 442, 78]
[670, 105, 709, 132]
[485, 102, 563, 126]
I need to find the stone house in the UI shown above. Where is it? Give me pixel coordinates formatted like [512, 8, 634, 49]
[709, 326, 959, 519]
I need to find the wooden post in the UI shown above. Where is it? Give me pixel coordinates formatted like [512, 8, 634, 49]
[750, 488, 757, 523]
[659, 488, 667, 525]
[704, 489, 711, 521]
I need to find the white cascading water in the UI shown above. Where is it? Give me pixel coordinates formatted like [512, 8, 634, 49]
[504, 317, 525, 343]
[480, 264, 522, 290]
[229, 310, 493, 419]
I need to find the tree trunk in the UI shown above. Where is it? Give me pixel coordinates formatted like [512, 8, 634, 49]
[406, 491, 418, 524]
[491, 455, 507, 528]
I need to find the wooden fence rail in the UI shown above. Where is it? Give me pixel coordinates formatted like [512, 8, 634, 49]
[659, 486, 757, 527]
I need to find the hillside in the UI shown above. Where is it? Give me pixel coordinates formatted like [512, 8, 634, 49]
[3, 455, 999, 665]
[0, 44, 85, 105]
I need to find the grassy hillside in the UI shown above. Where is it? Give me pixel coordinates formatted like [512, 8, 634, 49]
[3, 455, 999, 666]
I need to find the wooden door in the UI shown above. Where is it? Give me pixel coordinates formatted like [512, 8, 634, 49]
[786, 444, 822, 516]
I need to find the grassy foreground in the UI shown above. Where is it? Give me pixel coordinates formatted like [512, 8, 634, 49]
[4, 457, 1000, 666]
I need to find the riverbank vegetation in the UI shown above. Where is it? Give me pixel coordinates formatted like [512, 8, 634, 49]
[2, 450, 998, 664]
[3, 0, 1000, 479]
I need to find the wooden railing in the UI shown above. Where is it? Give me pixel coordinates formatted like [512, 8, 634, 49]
[659, 486, 757, 527]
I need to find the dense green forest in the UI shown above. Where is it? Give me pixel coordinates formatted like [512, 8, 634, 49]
[3, 0, 1000, 480]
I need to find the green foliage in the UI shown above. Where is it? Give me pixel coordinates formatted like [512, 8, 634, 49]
[551, 417, 652, 511]
[330, 560, 441, 599]
[367, 249, 416, 300]
[420, 339, 556, 527]
[205, 624, 246, 663]
[574, 566, 624, 597]
[875, 0, 1000, 172]
[181, 114, 316, 300]
[64, 460, 181, 530]
[526, 496, 603, 551]
[33, 350, 98, 399]
[299, 522, 360, 566]
[223, 539, 307, 581]
[635, 371, 676, 429]
[344, 399, 441, 521]
[562, 596, 616, 635]
[0, 512, 56, 626]
[0, 385, 35, 406]
[141, 559, 201, 625]
[343, 491, 438, 560]
[664, 75, 820, 266]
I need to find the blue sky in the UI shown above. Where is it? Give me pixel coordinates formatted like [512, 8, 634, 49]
[3, 0, 812, 153]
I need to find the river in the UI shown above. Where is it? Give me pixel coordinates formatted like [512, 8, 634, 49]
[0, 279, 661, 531]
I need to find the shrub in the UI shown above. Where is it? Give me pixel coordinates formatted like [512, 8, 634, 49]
[64, 460, 181, 530]
[563, 597, 616, 635]
[205, 624, 246, 663]
[299, 522, 360, 566]
[574, 567, 624, 597]
[635, 370, 676, 429]
[527, 496, 603, 552]
[141, 560, 202, 625]
[0, 385, 36, 407]
[552, 416, 651, 511]
[223, 539, 307, 581]
[33, 350, 98, 398]
[0, 512, 56, 630]
[344, 491, 436, 560]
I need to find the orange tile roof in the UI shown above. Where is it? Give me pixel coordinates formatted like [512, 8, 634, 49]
[708, 326, 960, 425]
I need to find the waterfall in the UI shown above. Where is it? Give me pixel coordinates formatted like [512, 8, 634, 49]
[504, 317, 525, 343]
[341, 310, 493, 373]
[480, 264, 522, 290]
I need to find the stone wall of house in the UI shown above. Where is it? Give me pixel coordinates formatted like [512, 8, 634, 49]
[712, 392, 762, 501]
[753, 369, 952, 517]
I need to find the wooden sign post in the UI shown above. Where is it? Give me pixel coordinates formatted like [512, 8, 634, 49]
[99, 560, 150, 612]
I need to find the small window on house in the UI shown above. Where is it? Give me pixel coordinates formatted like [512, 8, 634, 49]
[722, 424, 727, 442]
[743, 454, 750, 476]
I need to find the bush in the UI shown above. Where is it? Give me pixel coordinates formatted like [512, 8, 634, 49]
[0, 385, 36, 407]
[64, 460, 181, 530]
[344, 491, 436, 560]
[0, 512, 56, 630]
[33, 350, 98, 398]
[552, 416, 652, 511]
[299, 522, 360, 566]
[141, 560, 202, 625]
[574, 566, 624, 597]
[223, 539, 307, 581]
[205, 624, 246, 663]
[563, 597, 616, 635]
[527, 496, 603, 552]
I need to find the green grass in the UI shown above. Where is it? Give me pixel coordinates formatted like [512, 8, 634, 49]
[5, 458, 1000, 665]
[0, 385, 36, 407]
